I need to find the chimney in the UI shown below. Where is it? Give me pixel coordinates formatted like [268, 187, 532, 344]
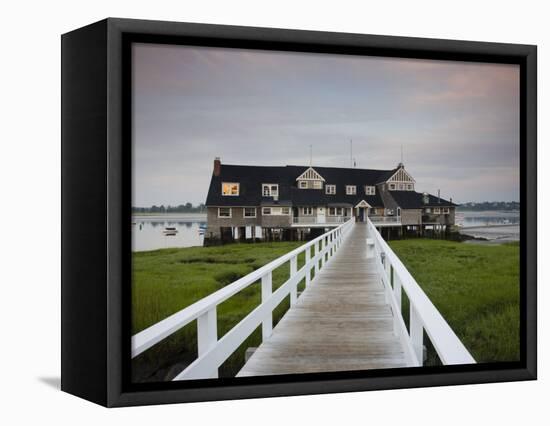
[438, 189, 441, 203]
[450, 197, 453, 204]
[213, 157, 221, 176]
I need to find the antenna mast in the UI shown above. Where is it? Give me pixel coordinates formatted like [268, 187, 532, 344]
[309, 145, 312, 167]
[350, 139, 353, 168]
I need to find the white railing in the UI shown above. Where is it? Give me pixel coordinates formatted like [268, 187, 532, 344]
[369, 216, 401, 225]
[132, 218, 355, 380]
[293, 216, 350, 225]
[366, 218, 475, 366]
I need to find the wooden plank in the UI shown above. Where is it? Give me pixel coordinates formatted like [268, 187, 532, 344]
[238, 223, 407, 377]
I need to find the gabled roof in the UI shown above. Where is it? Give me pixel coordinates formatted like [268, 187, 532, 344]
[205, 163, 391, 207]
[388, 191, 457, 208]
[296, 167, 325, 181]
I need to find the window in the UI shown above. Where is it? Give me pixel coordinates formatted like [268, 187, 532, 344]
[328, 207, 343, 216]
[243, 207, 256, 218]
[298, 181, 308, 189]
[442, 207, 450, 214]
[433, 208, 441, 214]
[398, 183, 405, 190]
[302, 207, 313, 216]
[262, 183, 279, 197]
[312, 181, 323, 189]
[389, 183, 396, 190]
[222, 182, 239, 196]
[407, 184, 413, 191]
[218, 207, 232, 218]
[425, 208, 431, 214]
[346, 185, 356, 195]
[326, 185, 336, 194]
[365, 186, 375, 195]
[262, 207, 290, 215]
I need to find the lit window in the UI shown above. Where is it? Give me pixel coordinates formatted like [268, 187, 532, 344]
[218, 207, 232, 218]
[243, 207, 256, 218]
[346, 185, 356, 195]
[222, 182, 239, 196]
[303, 207, 313, 216]
[299, 181, 308, 189]
[262, 207, 271, 215]
[262, 184, 279, 197]
[326, 185, 336, 195]
[365, 186, 375, 195]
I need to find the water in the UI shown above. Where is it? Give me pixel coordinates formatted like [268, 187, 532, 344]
[132, 214, 207, 252]
[457, 210, 520, 242]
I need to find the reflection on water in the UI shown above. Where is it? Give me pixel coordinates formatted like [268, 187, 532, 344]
[132, 214, 207, 252]
[457, 210, 520, 242]
[456, 210, 520, 228]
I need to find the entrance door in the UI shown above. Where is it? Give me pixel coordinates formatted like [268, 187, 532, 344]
[317, 207, 326, 224]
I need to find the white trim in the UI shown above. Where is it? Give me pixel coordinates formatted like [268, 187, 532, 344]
[355, 200, 372, 208]
[387, 167, 416, 184]
[346, 185, 356, 195]
[298, 181, 308, 189]
[326, 184, 336, 195]
[295, 167, 325, 182]
[221, 182, 240, 196]
[218, 207, 232, 218]
[262, 206, 291, 216]
[243, 207, 256, 218]
[365, 185, 376, 195]
[302, 207, 313, 216]
[262, 183, 279, 197]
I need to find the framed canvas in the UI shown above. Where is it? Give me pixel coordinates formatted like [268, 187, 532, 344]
[61, 18, 537, 407]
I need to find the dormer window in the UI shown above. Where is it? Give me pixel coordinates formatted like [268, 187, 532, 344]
[365, 185, 375, 195]
[389, 183, 396, 190]
[222, 182, 239, 196]
[326, 184, 336, 194]
[346, 185, 356, 195]
[298, 181, 308, 189]
[262, 183, 279, 197]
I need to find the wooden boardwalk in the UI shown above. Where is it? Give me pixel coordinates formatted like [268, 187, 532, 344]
[238, 223, 407, 377]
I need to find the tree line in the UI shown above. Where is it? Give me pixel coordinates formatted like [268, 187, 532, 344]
[132, 203, 206, 214]
[457, 201, 520, 211]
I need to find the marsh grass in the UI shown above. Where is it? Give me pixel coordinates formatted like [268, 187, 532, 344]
[389, 240, 520, 365]
[132, 242, 304, 382]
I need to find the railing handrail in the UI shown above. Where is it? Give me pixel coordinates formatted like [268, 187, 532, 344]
[366, 218, 475, 365]
[132, 218, 355, 360]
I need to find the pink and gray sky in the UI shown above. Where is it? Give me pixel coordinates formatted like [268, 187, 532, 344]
[132, 43, 519, 206]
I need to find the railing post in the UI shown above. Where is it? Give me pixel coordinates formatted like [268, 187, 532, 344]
[261, 272, 273, 340]
[197, 307, 218, 378]
[320, 237, 326, 268]
[392, 268, 403, 336]
[314, 240, 320, 275]
[290, 255, 298, 306]
[410, 304, 424, 365]
[305, 246, 311, 287]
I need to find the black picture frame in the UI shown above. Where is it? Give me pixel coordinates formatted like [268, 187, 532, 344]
[61, 17, 537, 407]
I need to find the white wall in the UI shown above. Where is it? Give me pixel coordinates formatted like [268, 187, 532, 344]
[1, 0, 547, 424]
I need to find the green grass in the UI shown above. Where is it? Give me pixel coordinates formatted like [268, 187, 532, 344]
[132, 242, 306, 382]
[388, 240, 520, 364]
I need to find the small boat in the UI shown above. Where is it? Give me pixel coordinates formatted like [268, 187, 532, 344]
[163, 227, 178, 235]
